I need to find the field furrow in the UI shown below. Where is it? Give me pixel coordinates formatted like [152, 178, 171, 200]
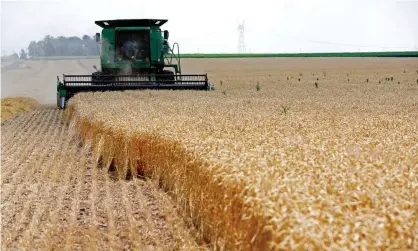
[119, 179, 142, 249]
[90, 168, 113, 250]
[101, 167, 119, 249]
[86, 144, 99, 250]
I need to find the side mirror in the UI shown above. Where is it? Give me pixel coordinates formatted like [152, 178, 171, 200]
[95, 33, 101, 42]
[164, 30, 169, 40]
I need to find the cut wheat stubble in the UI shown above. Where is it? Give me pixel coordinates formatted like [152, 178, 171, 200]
[1, 109, 60, 246]
[1, 106, 207, 251]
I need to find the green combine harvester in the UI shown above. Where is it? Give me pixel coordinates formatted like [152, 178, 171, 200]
[57, 19, 213, 109]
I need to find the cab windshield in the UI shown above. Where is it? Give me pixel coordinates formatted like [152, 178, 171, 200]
[115, 30, 150, 61]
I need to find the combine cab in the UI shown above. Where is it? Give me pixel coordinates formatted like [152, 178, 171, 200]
[57, 19, 213, 109]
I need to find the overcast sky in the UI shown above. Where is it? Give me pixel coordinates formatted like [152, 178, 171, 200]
[1, 0, 418, 55]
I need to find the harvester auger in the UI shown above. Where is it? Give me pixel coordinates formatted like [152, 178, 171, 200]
[56, 19, 214, 109]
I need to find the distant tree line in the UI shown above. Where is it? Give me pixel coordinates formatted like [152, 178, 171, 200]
[25, 35, 99, 58]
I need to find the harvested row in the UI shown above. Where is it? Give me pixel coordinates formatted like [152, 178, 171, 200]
[1, 105, 207, 251]
[66, 72, 418, 250]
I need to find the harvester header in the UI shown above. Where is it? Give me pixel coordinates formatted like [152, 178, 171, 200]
[56, 18, 213, 109]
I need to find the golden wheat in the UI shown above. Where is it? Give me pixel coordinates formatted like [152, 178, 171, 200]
[1, 96, 39, 122]
[66, 68, 418, 250]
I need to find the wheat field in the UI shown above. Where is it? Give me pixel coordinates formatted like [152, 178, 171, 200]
[1, 57, 418, 250]
[66, 58, 418, 250]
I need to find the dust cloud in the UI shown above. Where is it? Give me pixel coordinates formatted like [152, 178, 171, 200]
[1, 59, 97, 104]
